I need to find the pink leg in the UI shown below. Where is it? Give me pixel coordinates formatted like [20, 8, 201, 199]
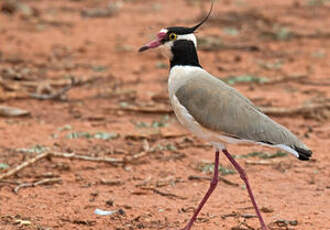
[222, 149, 268, 230]
[181, 150, 220, 230]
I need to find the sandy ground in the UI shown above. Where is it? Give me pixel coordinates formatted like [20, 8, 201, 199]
[0, 0, 329, 229]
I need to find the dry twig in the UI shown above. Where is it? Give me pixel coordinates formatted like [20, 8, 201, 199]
[262, 74, 307, 85]
[188, 175, 239, 187]
[1, 76, 97, 101]
[50, 152, 126, 165]
[0, 152, 49, 181]
[140, 187, 187, 200]
[300, 80, 330, 86]
[244, 160, 274, 166]
[30, 77, 77, 100]
[107, 104, 172, 114]
[14, 177, 62, 193]
[0, 150, 150, 181]
[19, 75, 101, 88]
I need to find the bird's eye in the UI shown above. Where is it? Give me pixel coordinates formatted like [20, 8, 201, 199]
[169, 33, 177, 41]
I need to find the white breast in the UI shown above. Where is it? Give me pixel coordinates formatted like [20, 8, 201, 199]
[168, 66, 203, 98]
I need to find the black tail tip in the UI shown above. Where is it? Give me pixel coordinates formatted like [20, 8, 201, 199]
[294, 146, 312, 161]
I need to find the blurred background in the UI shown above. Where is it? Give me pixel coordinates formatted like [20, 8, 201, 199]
[0, 0, 329, 229]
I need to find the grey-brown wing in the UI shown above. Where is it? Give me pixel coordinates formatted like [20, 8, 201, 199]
[175, 76, 303, 147]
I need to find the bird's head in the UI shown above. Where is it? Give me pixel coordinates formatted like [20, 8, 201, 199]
[138, 1, 213, 59]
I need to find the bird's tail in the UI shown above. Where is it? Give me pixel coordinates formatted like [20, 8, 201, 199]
[294, 146, 312, 161]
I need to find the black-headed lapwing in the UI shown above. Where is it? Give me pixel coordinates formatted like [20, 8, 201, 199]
[138, 2, 312, 230]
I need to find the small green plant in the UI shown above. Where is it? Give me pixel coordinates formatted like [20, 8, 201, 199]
[155, 62, 168, 69]
[134, 121, 149, 128]
[119, 102, 129, 108]
[223, 27, 239, 36]
[58, 124, 73, 131]
[133, 115, 170, 129]
[66, 131, 118, 140]
[198, 162, 236, 176]
[234, 151, 288, 159]
[258, 60, 283, 70]
[259, 151, 288, 159]
[17, 145, 49, 154]
[93, 132, 119, 140]
[311, 50, 326, 58]
[307, 0, 330, 6]
[0, 163, 9, 170]
[154, 143, 177, 152]
[66, 131, 93, 139]
[223, 74, 268, 85]
[273, 25, 292, 41]
[92, 65, 107, 72]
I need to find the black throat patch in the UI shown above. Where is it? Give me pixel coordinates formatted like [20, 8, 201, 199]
[170, 40, 201, 68]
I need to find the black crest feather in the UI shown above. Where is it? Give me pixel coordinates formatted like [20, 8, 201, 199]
[167, 0, 214, 35]
[190, 0, 214, 32]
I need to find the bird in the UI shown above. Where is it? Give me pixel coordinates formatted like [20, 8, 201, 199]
[138, 2, 312, 230]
